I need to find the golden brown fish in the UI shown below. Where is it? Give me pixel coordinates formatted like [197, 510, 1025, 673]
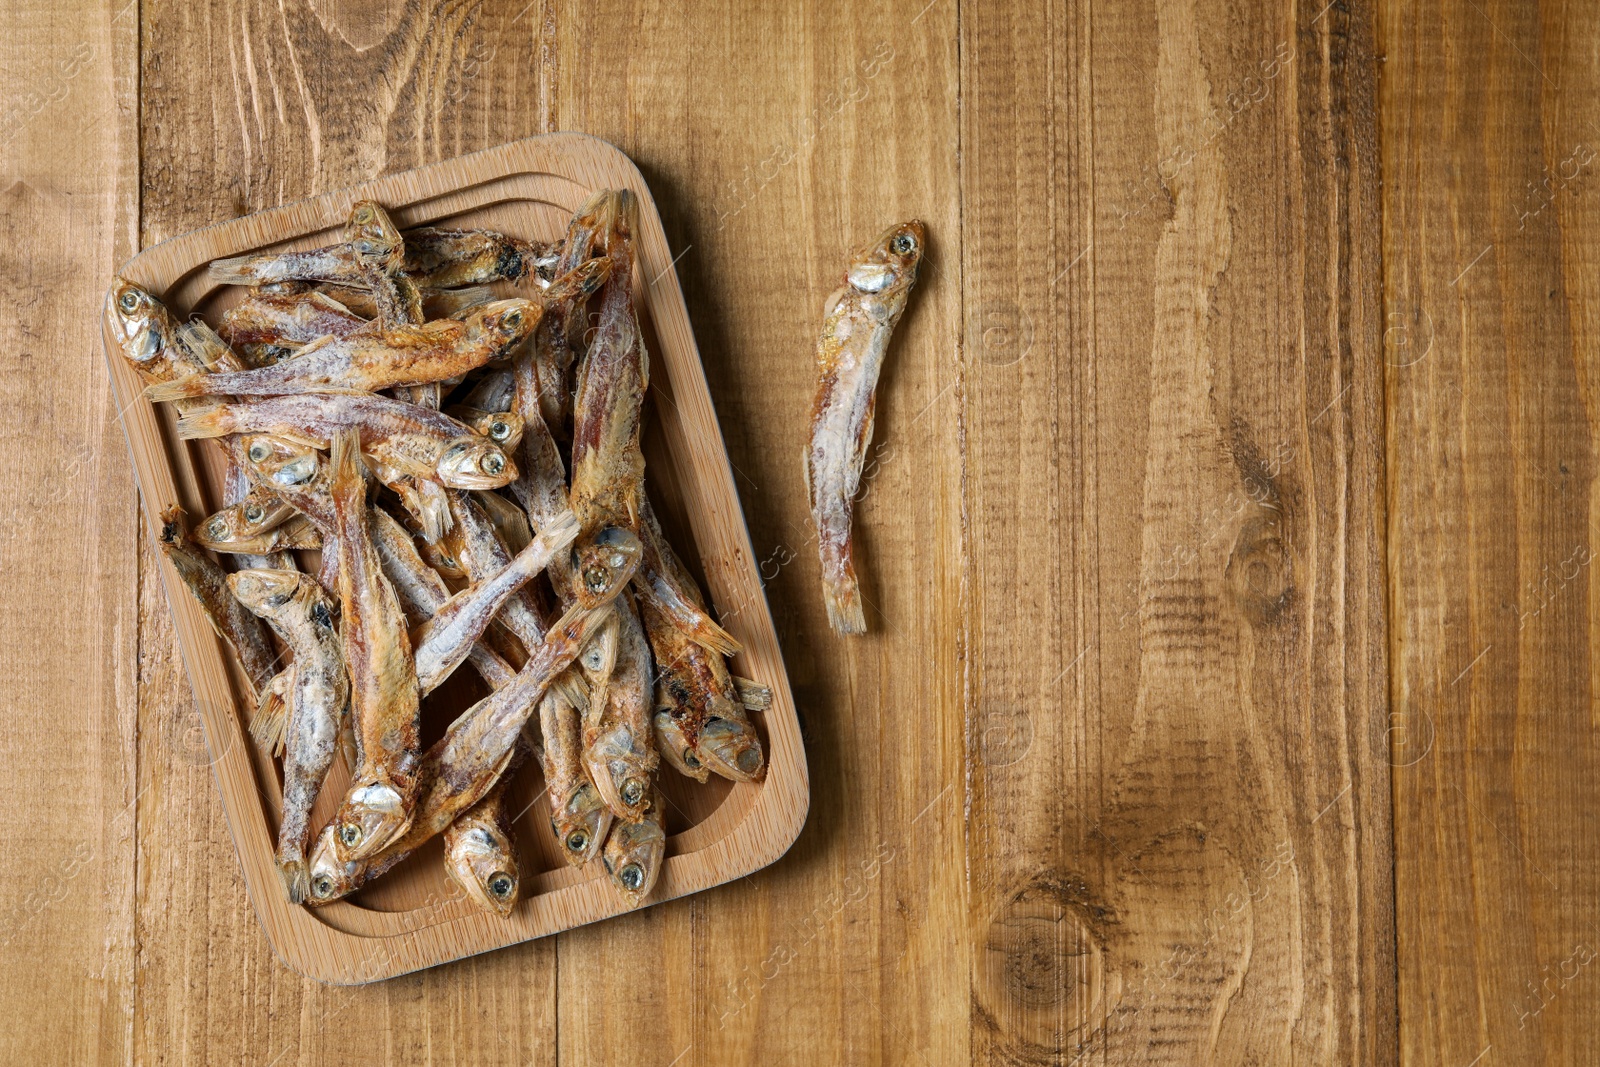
[581, 598, 658, 823]
[442, 745, 527, 916]
[145, 299, 539, 401]
[601, 785, 666, 907]
[537, 686, 611, 866]
[804, 220, 924, 634]
[155, 506, 278, 696]
[106, 278, 204, 385]
[401, 227, 548, 287]
[305, 595, 635, 904]
[218, 289, 370, 348]
[324, 429, 422, 863]
[229, 568, 350, 903]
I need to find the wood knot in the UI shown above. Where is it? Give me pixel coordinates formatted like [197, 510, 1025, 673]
[975, 880, 1109, 1060]
[1226, 514, 1294, 626]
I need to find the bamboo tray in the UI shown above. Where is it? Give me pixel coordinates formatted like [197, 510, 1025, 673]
[100, 134, 809, 984]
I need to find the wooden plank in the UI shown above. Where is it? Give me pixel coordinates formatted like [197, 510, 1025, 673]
[960, 0, 1393, 1061]
[131, 2, 568, 1061]
[0, 1, 138, 1064]
[1383, 1, 1600, 1062]
[550, 0, 967, 1064]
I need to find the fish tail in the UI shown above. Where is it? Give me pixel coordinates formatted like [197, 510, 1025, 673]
[545, 257, 612, 304]
[278, 856, 309, 905]
[690, 615, 742, 658]
[172, 402, 231, 440]
[208, 254, 261, 285]
[328, 427, 365, 501]
[144, 376, 211, 403]
[429, 285, 495, 317]
[536, 509, 581, 555]
[821, 572, 867, 636]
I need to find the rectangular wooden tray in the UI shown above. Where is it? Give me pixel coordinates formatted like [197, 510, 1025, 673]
[101, 134, 808, 984]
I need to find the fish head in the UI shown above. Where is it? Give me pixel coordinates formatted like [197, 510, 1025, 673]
[551, 781, 612, 868]
[653, 709, 710, 783]
[196, 496, 293, 550]
[107, 278, 176, 368]
[463, 298, 540, 358]
[695, 702, 766, 783]
[242, 434, 322, 487]
[583, 724, 655, 824]
[570, 527, 644, 609]
[445, 824, 520, 917]
[330, 780, 413, 861]
[304, 823, 364, 905]
[226, 568, 306, 617]
[450, 407, 525, 452]
[846, 220, 926, 296]
[436, 436, 517, 489]
[601, 792, 666, 905]
[344, 199, 404, 269]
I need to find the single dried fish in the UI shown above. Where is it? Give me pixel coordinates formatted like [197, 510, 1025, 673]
[635, 498, 740, 656]
[804, 220, 925, 634]
[348, 200, 423, 326]
[229, 568, 350, 903]
[537, 687, 611, 867]
[582, 598, 658, 823]
[218, 289, 370, 348]
[601, 785, 666, 906]
[402, 227, 547, 287]
[107, 279, 204, 385]
[173, 394, 518, 495]
[443, 745, 527, 916]
[569, 191, 647, 534]
[146, 299, 538, 400]
[155, 506, 278, 696]
[325, 430, 422, 863]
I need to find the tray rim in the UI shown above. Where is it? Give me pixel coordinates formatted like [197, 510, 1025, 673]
[101, 132, 810, 984]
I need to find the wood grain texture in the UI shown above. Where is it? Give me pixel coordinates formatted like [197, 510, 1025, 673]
[1383, 1, 1600, 1063]
[0, 1, 138, 1064]
[961, 0, 1391, 1061]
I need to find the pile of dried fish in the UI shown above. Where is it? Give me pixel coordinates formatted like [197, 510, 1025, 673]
[109, 192, 767, 914]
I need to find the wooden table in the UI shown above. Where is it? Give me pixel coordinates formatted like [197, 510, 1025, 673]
[3, 0, 1594, 1062]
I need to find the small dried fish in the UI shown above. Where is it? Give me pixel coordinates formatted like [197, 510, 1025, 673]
[201, 513, 322, 556]
[219, 290, 370, 348]
[443, 745, 527, 916]
[325, 429, 422, 863]
[601, 786, 666, 906]
[145, 299, 539, 400]
[582, 598, 658, 823]
[348, 200, 423, 326]
[193, 487, 297, 552]
[402, 227, 547, 287]
[569, 191, 647, 534]
[537, 687, 610, 866]
[155, 506, 278, 696]
[804, 220, 925, 634]
[107, 279, 204, 385]
[410, 510, 579, 694]
[305, 598, 634, 904]
[634, 498, 740, 656]
[229, 568, 349, 903]
[173, 394, 518, 494]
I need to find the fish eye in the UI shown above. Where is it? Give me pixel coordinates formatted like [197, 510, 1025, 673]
[501, 309, 523, 331]
[566, 830, 589, 853]
[338, 823, 362, 847]
[583, 565, 609, 592]
[487, 873, 515, 899]
[118, 290, 140, 312]
[312, 876, 335, 899]
[244, 504, 265, 524]
[621, 780, 644, 806]
[683, 748, 700, 768]
[488, 419, 511, 441]
[205, 518, 229, 540]
[247, 441, 272, 463]
[619, 863, 645, 891]
[892, 233, 916, 255]
[480, 452, 505, 475]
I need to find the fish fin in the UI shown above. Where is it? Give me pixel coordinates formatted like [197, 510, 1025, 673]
[145, 376, 212, 403]
[822, 574, 867, 636]
[250, 669, 291, 755]
[688, 613, 740, 657]
[732, 676, 772, 711]
[542, 256, 612, 306]
[209, 254, 262, 285]
[172, 402, 231, 440]
[553, 666, 590, 713]
[433, 286, 497, 317]
[328, 428, 365, 501]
